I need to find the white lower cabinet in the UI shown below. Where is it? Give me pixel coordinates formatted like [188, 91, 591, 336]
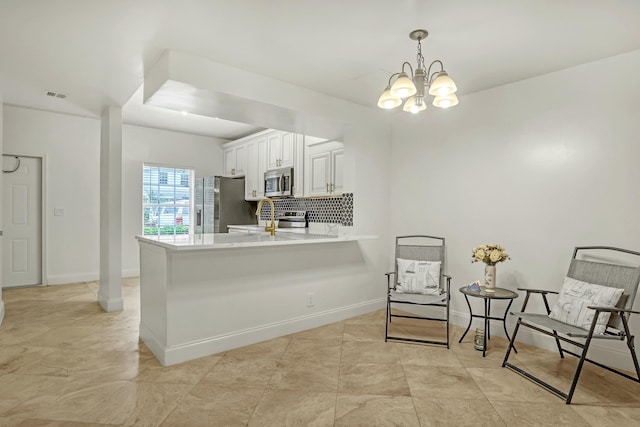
[304, 140, 344, 197]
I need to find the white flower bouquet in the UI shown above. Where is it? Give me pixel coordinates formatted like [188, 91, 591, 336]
[471, 244, 510, 266]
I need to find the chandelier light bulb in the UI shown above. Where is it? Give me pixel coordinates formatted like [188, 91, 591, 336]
[432, 93, 459, 109]
[428, 72, 457, 97]
[403, 96, 427, 114]
[377, 87, 402, 109]
[389, 72, 417, 98]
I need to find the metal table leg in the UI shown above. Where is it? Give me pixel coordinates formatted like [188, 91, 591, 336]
[459, 294, 473, 343]
[483, 298, 489, 357]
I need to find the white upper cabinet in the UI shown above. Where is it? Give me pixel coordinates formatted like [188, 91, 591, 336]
[222, 143, 246, 177]
[245, 135, 268, 200]
[223, 129, 304, 200]
[304, 140, 344, 197]
[267, 131, 297, 170]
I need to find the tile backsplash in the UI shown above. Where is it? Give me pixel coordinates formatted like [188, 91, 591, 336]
[258, 193, 354, 226]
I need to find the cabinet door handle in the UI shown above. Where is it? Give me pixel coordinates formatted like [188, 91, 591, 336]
[330, 183, 334, 192]
[326, 183, 329, 193]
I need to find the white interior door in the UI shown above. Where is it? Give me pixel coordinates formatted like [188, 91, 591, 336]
[2, 156, 42, 288]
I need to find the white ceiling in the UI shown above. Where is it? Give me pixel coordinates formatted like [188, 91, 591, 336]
[1, 0, 640, 140]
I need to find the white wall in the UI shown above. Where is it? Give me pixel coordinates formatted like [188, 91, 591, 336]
[4, 106, 100, 284]
[390, 50, 640, 367]
[2, 106, 226, 283]
[121, 124, 225, 275]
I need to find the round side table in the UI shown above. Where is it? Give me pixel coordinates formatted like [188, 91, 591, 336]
[458, 286, 519, 357]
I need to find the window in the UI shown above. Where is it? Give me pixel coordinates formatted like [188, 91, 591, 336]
[143, 164, 194, 236]
[159, 171, 168, 185]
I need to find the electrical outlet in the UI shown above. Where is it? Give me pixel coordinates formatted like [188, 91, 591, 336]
[306, 292, 314, 307]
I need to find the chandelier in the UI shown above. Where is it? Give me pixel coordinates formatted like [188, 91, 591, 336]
[377, 29, 459, 113]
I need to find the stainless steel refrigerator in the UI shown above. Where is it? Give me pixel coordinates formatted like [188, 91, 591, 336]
[194, 176, 257, 234]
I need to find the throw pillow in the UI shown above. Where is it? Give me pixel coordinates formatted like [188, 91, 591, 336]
[548, 276, 624, 334]
[396, 258, 441, 295]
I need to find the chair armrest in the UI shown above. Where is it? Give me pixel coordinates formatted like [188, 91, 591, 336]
[517, 288, 559, 295]
[587, 306, 640, 315]
[385, 271, 396, 290]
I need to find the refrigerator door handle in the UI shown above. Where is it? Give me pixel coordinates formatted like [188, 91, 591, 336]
[196, 209, 202, 226]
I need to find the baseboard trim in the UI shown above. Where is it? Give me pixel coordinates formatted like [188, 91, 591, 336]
[97, 294, 124, 312]
[143, 298, 386, 366]
[46, 270, 139, 286]
[47, 273, 98, 285]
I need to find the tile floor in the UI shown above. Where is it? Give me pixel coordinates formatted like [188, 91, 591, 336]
[1, 279, 640, 426]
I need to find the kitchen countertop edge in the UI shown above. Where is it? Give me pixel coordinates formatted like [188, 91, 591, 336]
[135, 233, 378, 251]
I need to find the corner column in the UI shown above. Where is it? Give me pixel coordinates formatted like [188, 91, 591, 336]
[98, 106, 123, 312]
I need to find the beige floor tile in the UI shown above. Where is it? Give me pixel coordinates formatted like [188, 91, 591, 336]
[340, 340, 400, 364]
[1, 375, 128, 422]
[3, 281, 640, 425]
[269, 359, 339, 392]
[521, 359, 640, 405]
[200, 357, 279, 388]
[159, 384, 264, 427]
[466, 367, 558, 403]
[338, 363, 410, 396]
[0, 419, 114, 426]
[343, 322, 386, 341]
[289, 322, 345, 341]
[281, 338, 342, 362]
[0, 346, 56, 375]
[403, 365, 483, 399]
[248, 389, 335, 427]
[451, 340, 509, 368]
[492, 401, 591, 426]
[412, 397, 506, 426]
[80, 381, 193, 426]
[0, 325, 52, 347]
[570, 405, 640, 426]
[13, 348, 149, 381]
[28, 325, 140, 352]
[395, 343, 463, 367]
[334, 394, 420, 426]
[344, 309, 386, 325]
[222, 336, 290, 360]
[135, 353, 222, 384]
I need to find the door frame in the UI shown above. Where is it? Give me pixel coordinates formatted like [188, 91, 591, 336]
[2, 153, 48, 287]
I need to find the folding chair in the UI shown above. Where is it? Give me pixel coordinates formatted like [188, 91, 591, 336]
[502, 246, 640, 403]
[385, 235, 451, 347]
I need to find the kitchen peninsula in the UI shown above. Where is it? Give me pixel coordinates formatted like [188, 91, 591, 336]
[136, 231, 377, 365]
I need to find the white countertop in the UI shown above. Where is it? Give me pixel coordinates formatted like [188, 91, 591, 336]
[136, 231, 377, 251]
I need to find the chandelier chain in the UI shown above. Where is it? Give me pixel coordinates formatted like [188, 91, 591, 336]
[416, 38, 425, 71]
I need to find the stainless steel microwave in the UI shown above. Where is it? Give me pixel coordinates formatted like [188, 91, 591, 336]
[264, 167, 293, 197]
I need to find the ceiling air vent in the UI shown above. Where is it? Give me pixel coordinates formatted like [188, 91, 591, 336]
[45, 90, 67, 99]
